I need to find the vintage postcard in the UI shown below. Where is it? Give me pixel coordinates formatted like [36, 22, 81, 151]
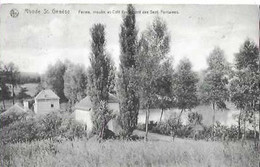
[0, 4, 259, 167]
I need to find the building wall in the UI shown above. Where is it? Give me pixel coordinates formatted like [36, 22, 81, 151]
[74, 109, 93, 132]
[108, 103, 119, 113]
[35, 99, 60, 114]
[74, 102, 120, 133]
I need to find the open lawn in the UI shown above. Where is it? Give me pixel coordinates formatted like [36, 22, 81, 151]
[1, 132, 259, 167]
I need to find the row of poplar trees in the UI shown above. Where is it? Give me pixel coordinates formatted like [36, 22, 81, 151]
[87, 4, 260, 142]
[87, 4, 175, 140]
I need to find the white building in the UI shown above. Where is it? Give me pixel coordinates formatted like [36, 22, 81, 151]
[34, 89, 60, 114]
[74, 94, 121, 133]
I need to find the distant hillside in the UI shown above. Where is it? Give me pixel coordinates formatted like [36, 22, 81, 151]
[19, 72, 41, 84]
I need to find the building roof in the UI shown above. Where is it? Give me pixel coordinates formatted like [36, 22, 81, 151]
[35, 89, 60, 100]
[75, 94, 119, 111]
[75, 96, 93, 111]
[1, 103, 26, 116]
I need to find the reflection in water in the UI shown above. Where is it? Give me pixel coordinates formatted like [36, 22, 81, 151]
[137, 108, 256, 128]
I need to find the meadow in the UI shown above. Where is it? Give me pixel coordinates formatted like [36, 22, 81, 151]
[1, 132, 259, 167]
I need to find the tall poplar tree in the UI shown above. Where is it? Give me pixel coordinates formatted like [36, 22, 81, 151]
[117, 4, 140, 137]
[88, 24, 114, 139]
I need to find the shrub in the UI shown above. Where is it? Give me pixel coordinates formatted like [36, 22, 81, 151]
[0, 110, 31, 129]
[188, 112, 203, 124]
[0, 110, 88, 144]
[152, 121, 171, 135]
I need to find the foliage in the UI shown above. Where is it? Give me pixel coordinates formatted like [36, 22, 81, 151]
[136, 17, 171, 140]
[154, 58, 175, 121]
[173, 58, 199, 111]
[3, 62, 20, 105]
[235, 39, 259, 72]
[63, 63, 88, 108]
[117, 4, 140, 137]
[0, 83, 11, 101]
[0, 110, 30, 129]
[91, 101, 115, 138]
[88, 24, 115, 139]
[199, 47, 230, 139]
[0, 111, 88, 144]
[17, 87, 31, 100]
[0, 62, 11, 105]
[44, 60, 68, 102]
[18, 72, 41, 84]
[188, 112, 203, 125]
[230, 39, 260, 141]
[88, 24, 111, 102]
[137, 17, 170, 109]
[200, 47, 230, 107]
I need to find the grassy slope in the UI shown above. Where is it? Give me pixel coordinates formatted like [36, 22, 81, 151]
[1, 134, 258, 167]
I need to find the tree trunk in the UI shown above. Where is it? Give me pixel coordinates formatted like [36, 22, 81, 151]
[145, 107, 150, 142]
[2, 99, 5, 110]
[12, 84, 15, 105]
[258, 40, 260, 142]
[212, 102, 216, 141]
[177, 109, 184, 127]
[238, 110, 242, 139]
[253, 111, 257, 148]
[159, 108, 164, 122]
[259, 110, 260, 142]
[242, 117, 246, 145]
[99, 121, 105, 141]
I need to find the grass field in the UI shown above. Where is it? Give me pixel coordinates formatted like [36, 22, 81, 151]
[1, 131, 259, 167]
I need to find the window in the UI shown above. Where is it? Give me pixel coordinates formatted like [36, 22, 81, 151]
[51, 104, 54, 108]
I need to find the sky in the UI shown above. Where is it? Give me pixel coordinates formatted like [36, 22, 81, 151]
[0, 4, 258, 74]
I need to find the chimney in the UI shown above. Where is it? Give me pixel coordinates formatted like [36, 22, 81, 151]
[23, 101, 29, 111]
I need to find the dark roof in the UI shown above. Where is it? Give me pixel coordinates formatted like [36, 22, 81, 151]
[75, 94, 119, 111]
[35, 89, 59, 100]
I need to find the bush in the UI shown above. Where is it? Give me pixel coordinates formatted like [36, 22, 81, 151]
[0, 110, 31, 129]
[188, 112, 203, 124]
[152, 121, 171, 135]
[0, 111, 88, 144]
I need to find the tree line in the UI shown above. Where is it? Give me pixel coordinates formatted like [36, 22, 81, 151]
[1, 4, 259, 143]
[0, 62, 41, 110]
[85, 4, 259, 142]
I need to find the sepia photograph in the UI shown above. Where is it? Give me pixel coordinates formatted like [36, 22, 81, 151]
[0, 3, 259, 167]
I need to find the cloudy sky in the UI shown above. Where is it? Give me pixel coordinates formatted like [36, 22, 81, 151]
[0, 4, 258, 74]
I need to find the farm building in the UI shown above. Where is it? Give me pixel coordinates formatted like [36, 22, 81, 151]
[1, 102, 31, 116]
[74, 94, 121, 133]
[34, 89, 60, 114]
